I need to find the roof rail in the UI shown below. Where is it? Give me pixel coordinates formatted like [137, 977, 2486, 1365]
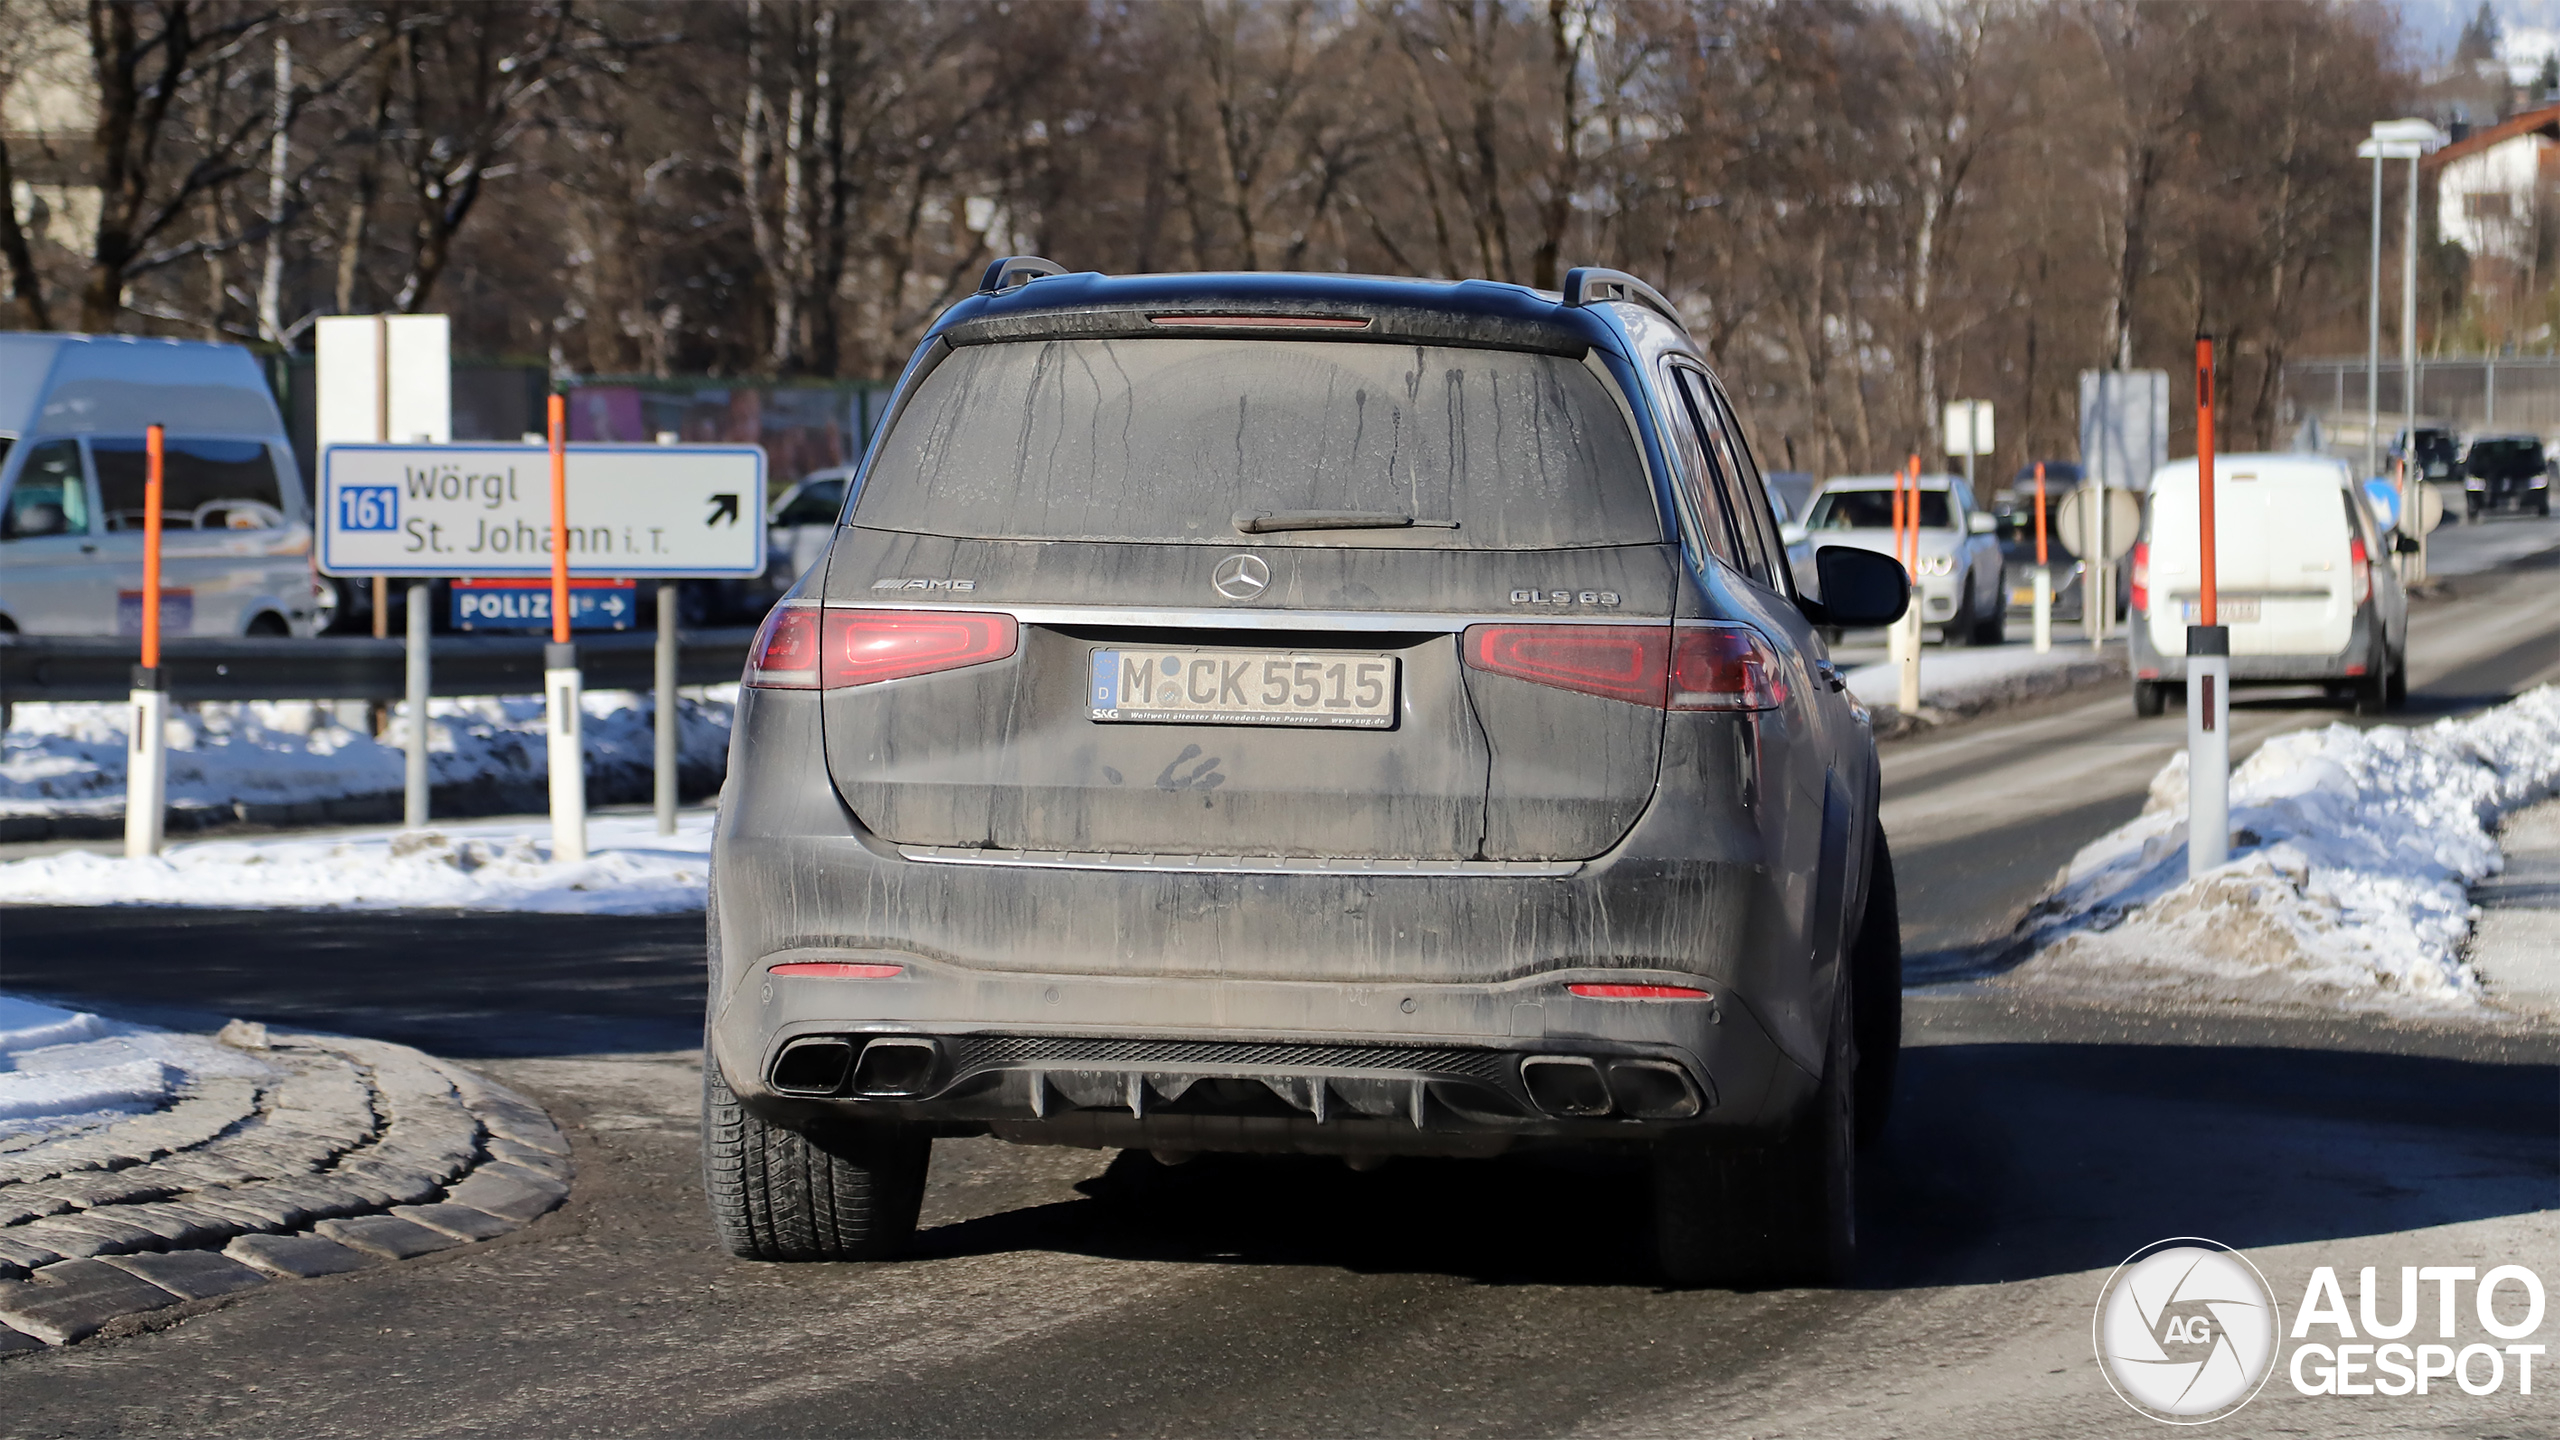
[1561, 267, 1681, 325]
[978, 255, 1068, 295]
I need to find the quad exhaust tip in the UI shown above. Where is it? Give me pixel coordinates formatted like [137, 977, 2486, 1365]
[768, 1035, 942, 1099]
[1519, 1055, 1703, 1120]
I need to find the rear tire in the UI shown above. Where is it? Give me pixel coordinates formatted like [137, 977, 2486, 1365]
[2133, 680, 2168, 718]
[1654, 976, 1857, 1288]
[2350, 658, 2388, 717]
[703, 1057, 930, 1262]
[1969, 578, 2007, 645]
[2386, 649, 2408, 710]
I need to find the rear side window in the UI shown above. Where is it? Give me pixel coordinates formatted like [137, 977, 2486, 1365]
[853, 339, 1659, 548]
[776, 478, 846, 526]
[94, 437, 286, 531]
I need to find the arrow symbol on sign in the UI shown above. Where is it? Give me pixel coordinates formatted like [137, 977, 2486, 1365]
[707, 493, 741, 526]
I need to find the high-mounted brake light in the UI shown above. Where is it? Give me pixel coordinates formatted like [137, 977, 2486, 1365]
[1568, 983, 1712, 1000]
[768, 962, 904, 979]
[1461, 623, 1783, 710]
[1146, 314, 1371, 329]
[745, 606, 1018, 689]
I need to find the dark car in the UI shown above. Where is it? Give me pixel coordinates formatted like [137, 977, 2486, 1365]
[704, 260, 1912, 1286]
[1992, 461, 2088, 621]
[2461, 434, 2552, 519]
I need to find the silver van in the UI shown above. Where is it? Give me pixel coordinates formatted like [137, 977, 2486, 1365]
[0, 335, 318, 638]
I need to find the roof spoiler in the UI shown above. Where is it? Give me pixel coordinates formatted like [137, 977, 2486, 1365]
[978, 255, 1068, 295]
[1562, 267, 1680, 325]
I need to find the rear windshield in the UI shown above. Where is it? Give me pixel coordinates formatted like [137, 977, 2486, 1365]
[850, 338, 1659, 548]
[1805, 489, 1952, 531]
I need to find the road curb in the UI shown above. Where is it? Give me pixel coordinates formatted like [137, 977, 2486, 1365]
[0, 1028, 572, 1355]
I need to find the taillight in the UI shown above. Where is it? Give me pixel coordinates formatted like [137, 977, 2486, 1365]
[2130, 541, 2149, 614]
[821, 609, 1016, 687]
[744, 604, 821, 687]
[1668, 624, 1786, 710]
[1460, 622, 1783, 711]
[744, 606, 1017, 689]
[1462, 624, 1664, 705]
[1568, 983, 1712, 1000]
[2348, 535, 2372, 606]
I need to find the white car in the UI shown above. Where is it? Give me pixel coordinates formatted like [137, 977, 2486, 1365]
[1785, 474, 2006, 644]
[0, 335, 320, 638]
[2128, 452, 2409, 716]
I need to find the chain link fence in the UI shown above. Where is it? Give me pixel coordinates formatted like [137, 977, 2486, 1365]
[2284, 356, 2560, 465]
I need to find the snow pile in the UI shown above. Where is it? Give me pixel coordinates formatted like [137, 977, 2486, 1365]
[0, 995, 271, 1148]
[2005, 686, 2560, 1010]
[1, 687, 736, 822]
[0, 811, 714, 914]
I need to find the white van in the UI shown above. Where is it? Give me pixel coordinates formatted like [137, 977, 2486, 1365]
[0, 335, 319, 638]
[2129, 452, 2409, 716]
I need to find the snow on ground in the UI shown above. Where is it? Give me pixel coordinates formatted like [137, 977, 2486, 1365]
[2003, 686, 2560, 1012]
[1, 687, 736, 822]
[0, 995, 272, 1149]
[0, 810, 714, 914]
[1845, 642, 2121, 719]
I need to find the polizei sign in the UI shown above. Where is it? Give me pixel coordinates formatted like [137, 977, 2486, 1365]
[317, 443, 768, 578]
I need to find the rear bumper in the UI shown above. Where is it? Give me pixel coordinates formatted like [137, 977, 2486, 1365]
[707, 687, 1836, 1153]
[2128, 605, 2377, 683]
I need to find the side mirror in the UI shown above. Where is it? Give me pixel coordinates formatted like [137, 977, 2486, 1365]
[1799, 545, 1910, 629]
[1966, 511, 1996, 535]
[1779, 521, 1809, 546]
[2394, 532, 2421, 555]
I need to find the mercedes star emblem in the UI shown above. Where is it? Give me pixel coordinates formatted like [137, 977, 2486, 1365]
[1212, 553, 1271, 601]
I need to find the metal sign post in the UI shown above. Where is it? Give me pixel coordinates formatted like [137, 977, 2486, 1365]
[405, 580, 430, 826]
[124, 425, 169, 859]
[656, 583, 680, 836]
[2188, 336, 2230, 879]
[2032, 461, 2052, 654]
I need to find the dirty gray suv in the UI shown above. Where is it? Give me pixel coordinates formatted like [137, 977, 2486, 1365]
[705, 260, 1911, 1285]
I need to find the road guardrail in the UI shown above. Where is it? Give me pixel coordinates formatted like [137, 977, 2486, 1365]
[0, 629, 758, 706]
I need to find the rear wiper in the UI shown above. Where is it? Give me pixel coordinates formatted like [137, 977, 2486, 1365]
[1232, 510, 1459, 534]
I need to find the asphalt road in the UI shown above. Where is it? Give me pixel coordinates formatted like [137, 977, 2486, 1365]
[1, 517, 2555, 1437]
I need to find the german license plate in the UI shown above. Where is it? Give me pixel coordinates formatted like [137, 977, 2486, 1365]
[1089, 648, 1398, 728]
[2010, 585, 2036, 605]
[2180, 597, 2259, 623]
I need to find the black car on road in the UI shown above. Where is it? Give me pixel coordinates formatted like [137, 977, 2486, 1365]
[706, 261, 1912, 1286]
[2462, 434, 2553, 519]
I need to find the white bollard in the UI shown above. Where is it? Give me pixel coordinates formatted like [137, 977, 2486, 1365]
[404, 580, 432, 828]
[545, 642, 587, 864]
[1895, 609, 1921, 715]
[2031, 567, 2053, 653]
[2185, 625, 2231, 878]
[124, 679, 169, 859]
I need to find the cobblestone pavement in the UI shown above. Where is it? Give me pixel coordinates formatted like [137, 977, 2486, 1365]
[0, 1024, 569, 1351]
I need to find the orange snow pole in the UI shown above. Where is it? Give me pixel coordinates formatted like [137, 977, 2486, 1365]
[548, 393, 571, 644]
[2197, 336, 2217, 627]
[141, 424, 165, 670]
[2033, 461, 2050, 568]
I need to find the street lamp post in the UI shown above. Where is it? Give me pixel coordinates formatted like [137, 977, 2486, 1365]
[2359, 119, 2446, 574]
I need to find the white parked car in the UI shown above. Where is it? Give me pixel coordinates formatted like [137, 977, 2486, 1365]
[1785, 474, 2006, 644]
[2128, 452, 2409, 717]
[0, 335, 319, 638]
